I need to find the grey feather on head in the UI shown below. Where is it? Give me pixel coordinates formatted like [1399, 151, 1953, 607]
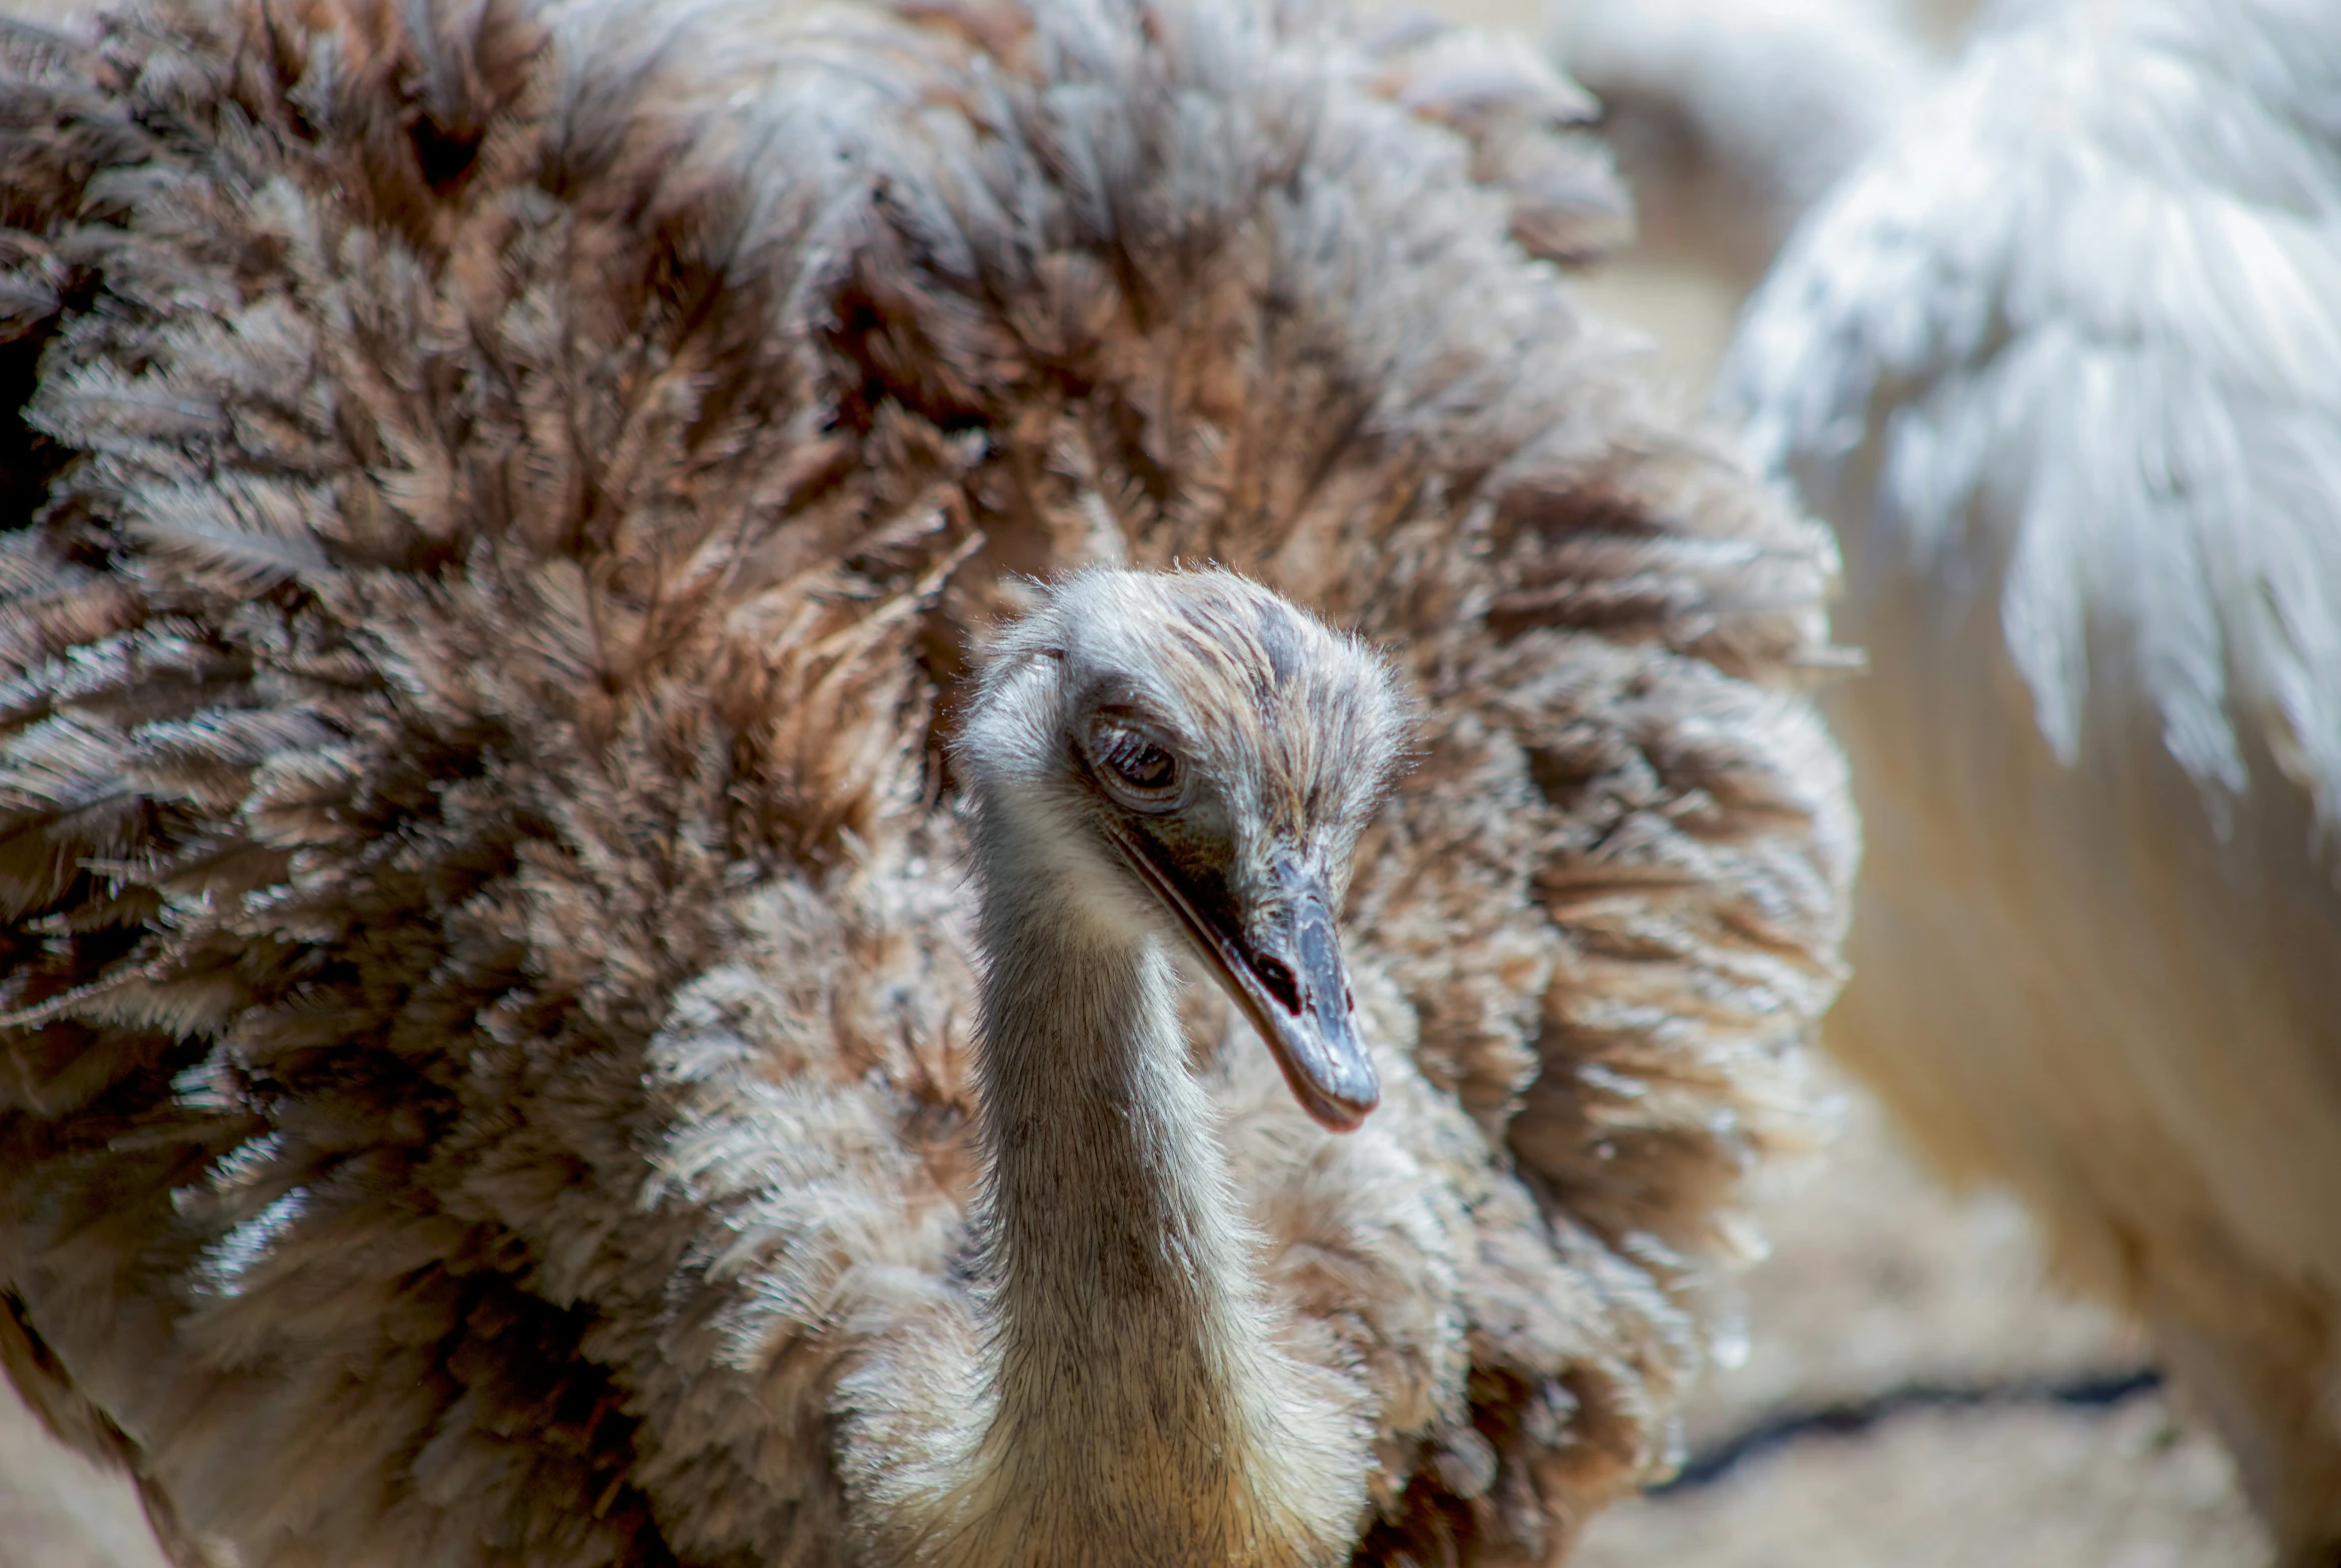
[956, 567, 1412, 1130]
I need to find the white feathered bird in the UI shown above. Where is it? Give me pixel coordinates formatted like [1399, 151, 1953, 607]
[1714, 0, 2341, 1558]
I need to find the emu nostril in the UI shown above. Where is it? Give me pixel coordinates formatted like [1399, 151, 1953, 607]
[1254, 954, 1301, 1014]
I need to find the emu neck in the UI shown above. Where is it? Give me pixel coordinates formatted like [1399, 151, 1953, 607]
[954, 813, 1350, 1559]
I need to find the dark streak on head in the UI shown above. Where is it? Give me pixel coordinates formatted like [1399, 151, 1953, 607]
[1252, 599, 1302, 689]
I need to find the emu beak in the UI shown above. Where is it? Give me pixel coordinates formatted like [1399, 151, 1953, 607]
[1115, 836, 1380, 1133]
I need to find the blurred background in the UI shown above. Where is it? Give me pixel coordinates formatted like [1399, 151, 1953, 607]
[0, 0, 2292, 1562]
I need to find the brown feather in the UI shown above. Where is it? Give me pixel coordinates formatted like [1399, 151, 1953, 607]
[0, 0, 1853, 1562]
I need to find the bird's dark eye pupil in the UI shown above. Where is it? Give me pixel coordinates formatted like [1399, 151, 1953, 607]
[1106, 736, 1176, 790]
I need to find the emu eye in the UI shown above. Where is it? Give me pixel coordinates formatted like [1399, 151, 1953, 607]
[1099, 731, 1178, 795]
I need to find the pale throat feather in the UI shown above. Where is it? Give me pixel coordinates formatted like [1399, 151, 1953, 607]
[900, 797, 1364, 1565]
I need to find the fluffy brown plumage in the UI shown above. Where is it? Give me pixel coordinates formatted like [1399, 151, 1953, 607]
[0, 0, 1854, 1562]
